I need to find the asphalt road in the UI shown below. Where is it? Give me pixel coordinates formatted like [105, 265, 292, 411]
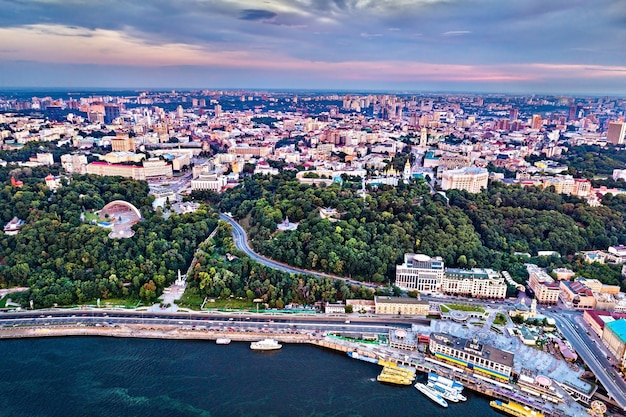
[551, 312, 626, 410]
[219, 213, 381, 289]
[0, 310, 413, 336]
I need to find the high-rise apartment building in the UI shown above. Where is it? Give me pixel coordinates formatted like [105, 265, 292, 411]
[531, 114, 543, 130]
[104, 104, 120, 124]
[607, 121, 626, 145]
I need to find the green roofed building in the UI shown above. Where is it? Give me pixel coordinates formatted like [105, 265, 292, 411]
[603, 318, 626, 368]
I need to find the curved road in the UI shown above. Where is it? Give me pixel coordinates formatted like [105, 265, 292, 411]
[219, 214, 381, 289]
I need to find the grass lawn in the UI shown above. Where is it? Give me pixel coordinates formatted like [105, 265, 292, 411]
[441, 303, 485, 313]
[178, 292, 205, 309]
[84, 212, 100, 222]
[206, 298, 256, 310]
[84, 298, 142, 308]
[493, 312, 508, 326]
[178, 292, 257, 311]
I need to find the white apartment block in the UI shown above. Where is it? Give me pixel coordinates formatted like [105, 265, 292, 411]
[441, 166, 489, 193]
[142, 158, 173, 179]
[395, 254, 445, 293]
[442, 268, 507, 299]
[60, 154, 88, 174]
[191, 173, 227, 193]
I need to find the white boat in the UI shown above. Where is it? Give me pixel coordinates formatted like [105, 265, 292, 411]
[216, 338, 231, 345]
[414, 382, 448, 408]
[427, 372, 466, 401]
[427, 381, 467, 402]
[250, 338, 282, 351]
[347, 351, 379, 364]
[428, 372, 464, 392]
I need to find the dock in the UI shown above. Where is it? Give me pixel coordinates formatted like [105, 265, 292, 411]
[312, 339, 569, 417]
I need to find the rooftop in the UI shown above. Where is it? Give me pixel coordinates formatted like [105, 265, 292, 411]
[605, 318, 626, 343]
[430, 332, 514, 367]
[374, 296, 429, 305]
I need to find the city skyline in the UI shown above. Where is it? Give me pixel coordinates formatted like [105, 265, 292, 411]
[1, 0, 626, 94]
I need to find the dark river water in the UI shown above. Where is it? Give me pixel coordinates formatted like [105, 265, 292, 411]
[0, 337, 506, 417]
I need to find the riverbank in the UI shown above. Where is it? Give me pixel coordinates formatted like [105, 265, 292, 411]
[0, 324, 314, 343]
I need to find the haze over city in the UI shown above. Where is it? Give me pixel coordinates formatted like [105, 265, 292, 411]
[1, 0, 625, 94]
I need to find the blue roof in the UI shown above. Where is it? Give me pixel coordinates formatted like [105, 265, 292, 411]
[606, 319, 626, 343]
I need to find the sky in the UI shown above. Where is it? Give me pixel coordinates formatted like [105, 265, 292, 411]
[1, 0, 625, 94]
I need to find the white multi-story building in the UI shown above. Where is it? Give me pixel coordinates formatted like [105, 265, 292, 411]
[191, 173, 227, 193]
[142, 158, 173, 179]
[395, 254, 445, 293]
[441, 166, 489, 193]
[60, 154, 88, 174]
[442, 268, 507, 299]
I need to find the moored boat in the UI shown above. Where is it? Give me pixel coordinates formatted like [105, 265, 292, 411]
[489, 400, 544, 417]
[377, 373, 413, 386]
[250, 338, 282, 351]
[428, 372, 464, 392]
[347, 351, 379, 364]
[216, 338, 231, 345]
[427, 372, 466, 401]
[427, 381, 467, 402]
[414, 382, 448, 408]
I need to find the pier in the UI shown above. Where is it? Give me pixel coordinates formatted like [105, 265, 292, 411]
[312, 338, 570, 417]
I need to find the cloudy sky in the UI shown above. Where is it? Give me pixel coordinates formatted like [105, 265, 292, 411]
[1, 0, 625, 93]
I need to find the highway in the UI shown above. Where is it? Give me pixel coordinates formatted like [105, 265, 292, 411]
[0, 310, 414, 336]
[219, 213, 381, 289]
[550, 312, 626, 410]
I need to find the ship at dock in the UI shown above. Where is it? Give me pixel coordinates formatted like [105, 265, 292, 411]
[346, 352, 416, 386]
[414, 382, 448, 408]
[250, 339, 282, 351]
[490, 400, 544, 417]
[427, 372, 467, 402]
[215, 338, 231, 345]
[347, 351, 378, 364]
[376, 367, 415, 386]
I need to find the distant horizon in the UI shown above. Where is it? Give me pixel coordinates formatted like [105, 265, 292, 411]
[1, 86, 624, 98]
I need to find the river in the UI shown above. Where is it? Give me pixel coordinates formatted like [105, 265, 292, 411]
[0, 337, 505, 417]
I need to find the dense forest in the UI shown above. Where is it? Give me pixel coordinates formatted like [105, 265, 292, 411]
[217, 172, 626, 291]
[4, 141, 626, 308]
[0, 169, 218, 307]
[556, 145, 626, 177]
[184, 221, 378, 308]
